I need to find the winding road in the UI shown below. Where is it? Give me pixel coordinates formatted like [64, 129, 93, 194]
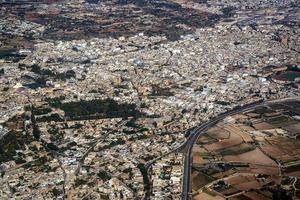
[180, 96, 300, 200]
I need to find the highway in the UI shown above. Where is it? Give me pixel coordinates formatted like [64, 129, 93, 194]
[181, 96, 300, 200]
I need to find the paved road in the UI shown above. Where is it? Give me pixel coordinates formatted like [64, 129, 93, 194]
[181, 96, 300, 200]
[142, 136, 190, 199]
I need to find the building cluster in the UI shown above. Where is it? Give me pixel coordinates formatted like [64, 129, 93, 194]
[0, 0, 299, 199]
[151, 153, 184, 199]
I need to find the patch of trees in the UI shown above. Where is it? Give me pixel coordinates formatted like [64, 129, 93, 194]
[56, 99, 142, 119]
[97, 170, 112, 182]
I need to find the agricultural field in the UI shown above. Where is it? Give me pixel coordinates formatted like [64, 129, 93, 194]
[192, 100, 300, 200]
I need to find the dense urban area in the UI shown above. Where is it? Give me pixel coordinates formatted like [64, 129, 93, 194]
[0, 0, 299, 199]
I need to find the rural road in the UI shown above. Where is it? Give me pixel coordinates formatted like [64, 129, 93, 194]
[181, 96, 300, 200]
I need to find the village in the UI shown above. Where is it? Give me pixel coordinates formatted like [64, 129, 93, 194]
[0, 0, 299, 199]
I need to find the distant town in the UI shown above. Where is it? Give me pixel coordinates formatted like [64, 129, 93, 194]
[0, 0, 299, 199]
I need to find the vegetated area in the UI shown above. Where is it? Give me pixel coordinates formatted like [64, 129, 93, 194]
[52, 99, 142, 120]
[0, 115, 32, 163]
[271, 65, 300, 83]
[0, 0, 223, 41]
[192, 100, 300, 200]
[0, 97, 150, 199]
